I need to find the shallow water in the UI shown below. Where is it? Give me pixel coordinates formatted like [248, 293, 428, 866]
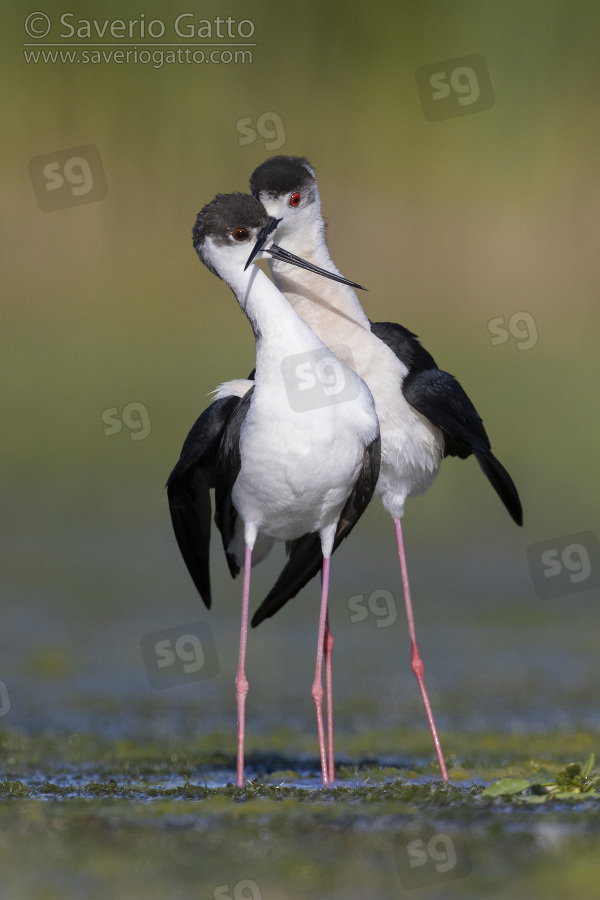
[2, 481, 600, 898]
[1, 740, 600, 900]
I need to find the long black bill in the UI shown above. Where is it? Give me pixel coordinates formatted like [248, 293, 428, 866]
[244, 216, 281, 270]
[267, 244, 367, 291]
[245, 230, 368, 292]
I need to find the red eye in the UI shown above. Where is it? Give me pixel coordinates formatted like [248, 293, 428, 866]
[232, 228, 249, 241]
[289, 192, 301, 207]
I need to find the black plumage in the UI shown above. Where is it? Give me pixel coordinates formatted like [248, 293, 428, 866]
[167, 386, 381, 622]
[373, 321, 523, 525]
[166, 390, 253, 607]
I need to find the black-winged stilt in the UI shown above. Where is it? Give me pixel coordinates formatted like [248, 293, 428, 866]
[167, 193, 380, 785]
[249, 156, 524, 782]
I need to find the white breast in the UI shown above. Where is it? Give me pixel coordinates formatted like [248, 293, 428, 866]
[232, 368, 377, 546]
[274, 277, 443, 520]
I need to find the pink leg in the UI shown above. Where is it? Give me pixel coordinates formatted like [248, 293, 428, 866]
[394, 518, 448, 782]
[324, 612, 335, 783]
[312, 556, 331, 785]
[235, 543, 252, 787]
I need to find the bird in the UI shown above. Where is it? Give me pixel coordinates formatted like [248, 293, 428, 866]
[167, 192, 381, 786]
[249, 155, 524, 783]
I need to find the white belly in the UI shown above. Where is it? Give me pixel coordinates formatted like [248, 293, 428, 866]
[232, 377, 377, 552]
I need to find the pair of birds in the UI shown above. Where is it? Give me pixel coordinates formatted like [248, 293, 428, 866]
[167, 156, 523, 787]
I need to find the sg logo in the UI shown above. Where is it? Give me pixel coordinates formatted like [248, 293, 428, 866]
[488, 312, 539, 351]
[213, 880, 262, 900]
[29, 144, 108, 212]
[281, 344, 360, 412]
[348, 589, 397, 628]
[416, 54, 494, 121]
[156, 634, 206, 673]
[102, 402, 152, 442]
[393, 826, 471, 888]
[528, 532, 600, 598]
[236, 112, 286, 151]
[140, 621, 219, 689]
[0, 681, 11, 719]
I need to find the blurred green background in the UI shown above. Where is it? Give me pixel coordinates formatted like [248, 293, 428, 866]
[3, 0, 600, 750]
[2, 0, 600, 896]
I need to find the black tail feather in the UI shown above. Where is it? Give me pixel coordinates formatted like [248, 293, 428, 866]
[251, 533, 322, 627]
[167, 470, 213, 608]
[475, 450, 523, 526]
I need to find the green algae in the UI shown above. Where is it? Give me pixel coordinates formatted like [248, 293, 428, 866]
[482, 754, 600, 801]
[1, 728, 600, 808]
[2, 729, 600, 899]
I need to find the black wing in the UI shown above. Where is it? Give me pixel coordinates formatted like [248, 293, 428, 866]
[166, 391, 251, 607]
[370, 321, 438, 372]
[372, 320, 523, 526]
[214, 388, 254, 577]
[251, 434, 381, 627]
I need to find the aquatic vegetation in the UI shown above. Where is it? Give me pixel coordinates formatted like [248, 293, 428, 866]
[482, 753, 600, 801]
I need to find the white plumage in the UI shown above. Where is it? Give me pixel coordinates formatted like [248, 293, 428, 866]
[249, 156, 522, 785]
[183, 192, 380, 787]
[203, 230, 378, 556]
[251, 169, 443, 521]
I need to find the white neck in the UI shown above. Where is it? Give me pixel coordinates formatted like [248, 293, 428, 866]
[227, 263, 324, 375]
[268, 208, 371, 334]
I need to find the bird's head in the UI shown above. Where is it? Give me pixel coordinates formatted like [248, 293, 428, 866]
[192, 193, 276, 281]
[249, 155, 321, 246]
[192, 192, 365, 292]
